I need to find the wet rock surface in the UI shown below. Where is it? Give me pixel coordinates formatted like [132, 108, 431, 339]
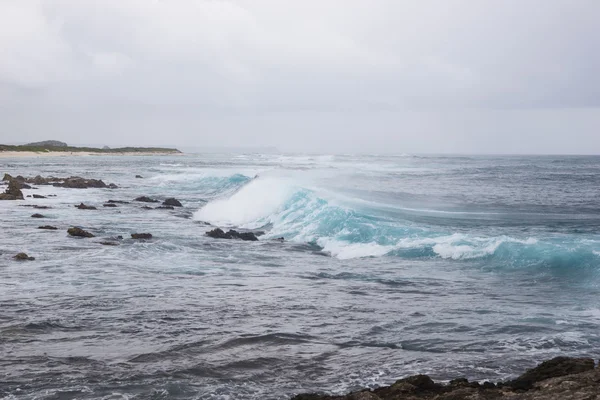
[206, 228, 259, 241]
[0, 178, 24, 200]
[162, 198, 182, 207]
[67, 227, 95, 238]
[75, 203, 97, 210]
[291, 357, 599, 400]
[134, 196, 159, 203]
[13, 253, 35, 261]
[30, 213, 45, 218]
[38, 226, 58, 230]
[3, 174, 117, 189]
[131, 233, 153, 239]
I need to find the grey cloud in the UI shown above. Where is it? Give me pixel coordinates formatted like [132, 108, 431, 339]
[0, 0, 599, 152]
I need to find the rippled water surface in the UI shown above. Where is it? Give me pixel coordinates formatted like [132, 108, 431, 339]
[1, 154, 599, 399]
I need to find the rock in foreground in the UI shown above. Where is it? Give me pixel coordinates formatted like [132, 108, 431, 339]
[291, 357, 598, 400]
[67, 227, 95, 238]
[206, 228, 259, 241]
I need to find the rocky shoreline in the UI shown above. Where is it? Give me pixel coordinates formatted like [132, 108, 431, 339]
[0, 172, 273, 259]
[292, 357, 600, 400]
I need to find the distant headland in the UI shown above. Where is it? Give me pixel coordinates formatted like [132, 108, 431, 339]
[0, 140, 182, 157]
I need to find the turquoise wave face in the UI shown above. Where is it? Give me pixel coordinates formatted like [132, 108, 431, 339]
[195, 176, 600, 275]
[152, 172, 252, 198]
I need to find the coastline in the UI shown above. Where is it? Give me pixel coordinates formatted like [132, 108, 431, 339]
[292, 357, 599, 400]
[0, 151, 184, 158]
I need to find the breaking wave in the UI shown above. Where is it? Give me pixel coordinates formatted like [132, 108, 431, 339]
[193, 177, 600, 271]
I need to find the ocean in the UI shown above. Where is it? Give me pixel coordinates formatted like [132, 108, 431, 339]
[1, 153, 599, 399]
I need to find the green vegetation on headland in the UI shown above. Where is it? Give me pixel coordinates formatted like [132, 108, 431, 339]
[0, 141, 181, 154]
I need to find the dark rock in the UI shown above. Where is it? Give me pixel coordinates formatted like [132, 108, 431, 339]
[67, 227, 95, 238]
[13, 252, 35, 261]
[32, 194, 46, 199]
[75, 203, 97, 210]
[162, 198, 182, 207]
[117, 235, 123, 239]
[131, 233, 152, 239]
[135, 175, 143, 178]
[103, 203, 118, 207]
[237, 231, 259, 241]
[100, 241, 119, 246]
[31, 213, 45, 218]
[156, 206, 174, 210]
[0, 178, 24, 200]
[19, 182, 32, 189]
[108, 200, 129, 204]
[206, 228, 259, 241]
[27, 175, 49, 185]
[449, 378, 470, 387]
[482, 381, 496, 389]
[33, 205, 50, 209]
[141, 206, 153, 210]
[38, 225, 58, 230]
[134, 196, 159, 203]
[26, 195, 31, 197]
[54, 177, 108, 189]
[507, 357, 595, 390]
[2, 173, 12, 181]
[108, 183, 118, 189]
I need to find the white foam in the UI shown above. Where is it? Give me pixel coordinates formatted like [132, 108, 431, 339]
[317, 238, 394, 260]
[193, 177, 296, 226]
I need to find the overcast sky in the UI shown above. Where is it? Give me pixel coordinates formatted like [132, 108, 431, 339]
[1, 0, 599, 154]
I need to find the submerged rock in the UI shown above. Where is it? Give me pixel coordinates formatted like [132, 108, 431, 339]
[131, 233, 152, 239]
[206, 228, 259, 241]
[136, 196, 159, 203]
[100, 241, 119, 246]
[156, 205, 174, 210]
[32, 194, 46, 199]
[13, 252, 35, 261]
[107, 200, 129, 204]
[103, 203, 118, 207]
[31, 213, 45, 218]
[135, 175, 143, 178]
[75, 203, 97, 210]
[134, 196, 159, 203]
[162, 198, 182, 207]
[67, 227, 95, 238]
[38, 225, 58, 230]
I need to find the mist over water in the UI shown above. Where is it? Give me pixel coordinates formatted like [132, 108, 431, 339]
[1, 153, 599, 399]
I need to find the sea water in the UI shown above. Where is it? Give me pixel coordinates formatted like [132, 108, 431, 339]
[0, 154, 599, 399]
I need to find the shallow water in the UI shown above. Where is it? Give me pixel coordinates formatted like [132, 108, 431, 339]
[1, 154, 599, 399]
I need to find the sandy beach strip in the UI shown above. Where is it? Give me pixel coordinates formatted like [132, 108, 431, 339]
[0, 151, 183, 158]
